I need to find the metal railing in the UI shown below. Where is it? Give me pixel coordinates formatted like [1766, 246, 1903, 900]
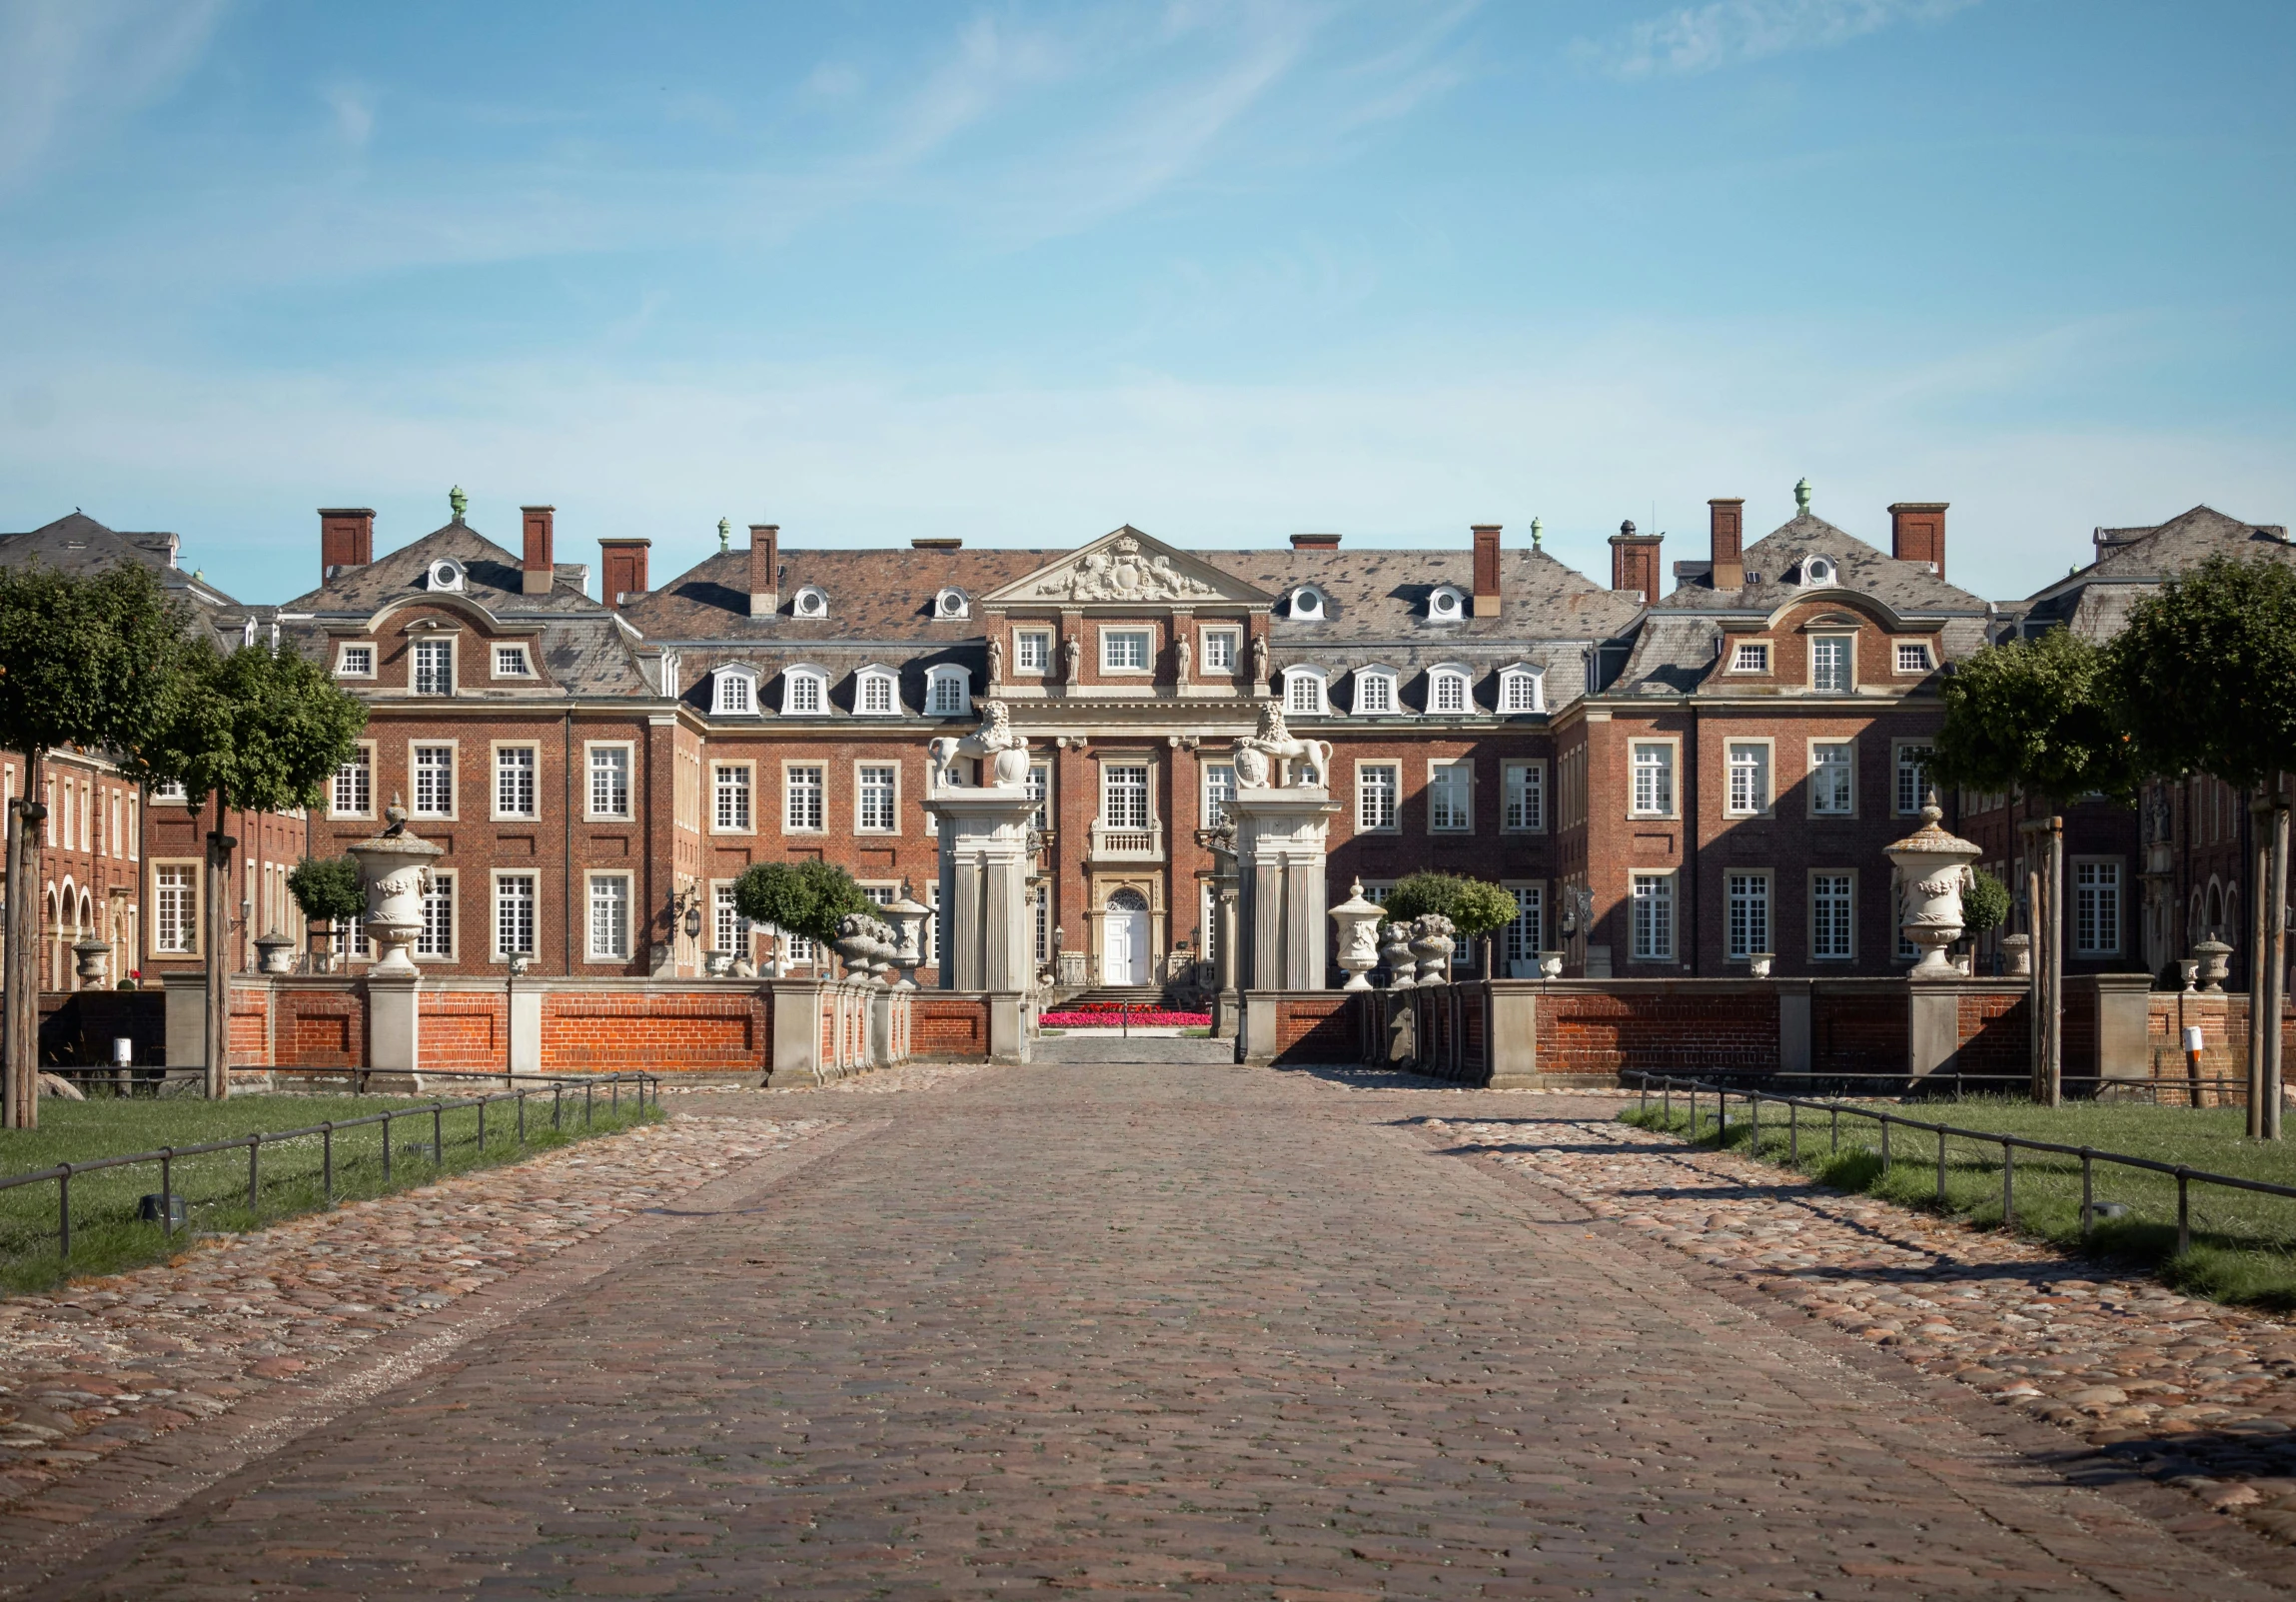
[1640, 1066, 2252, 1107]
[0, 1070, 658, 1263]
[1628, 1071, 2296, 1256]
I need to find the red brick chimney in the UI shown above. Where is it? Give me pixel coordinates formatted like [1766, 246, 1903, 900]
[598, 538, 650, 609]
[1709, 498, 1745, 591]
[1290, 533, 1341, 550]
[1609, 520, 1663, 601]
[1472, 524, 1502, 617]
[318, 508, 374, 584]
[1889, 502, 1948, 579]
[521, 506, 555, 597]
[748, 524, 778, 618]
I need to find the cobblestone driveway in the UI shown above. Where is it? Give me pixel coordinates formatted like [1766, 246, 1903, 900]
[21, 1067, 2296, 1600]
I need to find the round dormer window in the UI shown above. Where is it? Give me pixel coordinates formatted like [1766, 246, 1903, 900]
[792, 585, 828, 618]
[427, 558, 465, 593]
[1429, 586, 1465, 621]
[935, 587, 969, 620]
[1803, 557, 1834, 586]
[1291, 586, 1326, 620]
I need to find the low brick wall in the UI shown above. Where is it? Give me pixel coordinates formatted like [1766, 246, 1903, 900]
[1272, 993, 1355, 1064]
[914, 994, 990, 1058]
[37, 989, 165, 1067]
[1538, 986, 1779, 1078]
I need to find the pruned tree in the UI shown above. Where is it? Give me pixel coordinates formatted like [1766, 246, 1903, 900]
[139, 642, 368, 1098]
[0, 561, 194, 1128]
[287, 855, 367, 964]
[2110, 553, 2296, 1137]
[1380, 872, 1523, 977]
[732, 859, 872, 967]
[1961, 868, 2011, 945]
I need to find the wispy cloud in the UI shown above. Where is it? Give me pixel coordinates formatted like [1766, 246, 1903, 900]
[324, 83, 375, 150]
[0, 0, 228, 186]
[1579, 0, 1980, 80]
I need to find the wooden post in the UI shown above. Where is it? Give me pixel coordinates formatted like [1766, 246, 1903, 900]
[2253, 799, 2273, 1139]
[2267, 782, 2289, 1140]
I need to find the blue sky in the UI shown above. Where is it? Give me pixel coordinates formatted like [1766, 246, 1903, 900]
[1, 0, 2290, 606]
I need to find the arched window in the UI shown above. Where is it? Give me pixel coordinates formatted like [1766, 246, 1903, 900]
[1352, 667, 1396, 716]
[1498, 665, 1545, 714]
[781, 667, 825, 717]
[791, 584, 829, 620]
[855, 668, 898, 717]
[1802, 556, 1835, 587]
[712, 666, 758, 717]
[1427, 586, 1466, 623]
[1288, 587, 1326, 621]
[1428, 666, 1472, 715]
[925, 665, 971, 718]
[1282, 666, 1327, 716]
[934, 588, 970, 620]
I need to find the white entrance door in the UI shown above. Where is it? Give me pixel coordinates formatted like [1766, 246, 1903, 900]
[1105, 889, 1150, 984]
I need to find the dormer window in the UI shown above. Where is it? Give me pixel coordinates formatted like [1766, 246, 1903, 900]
[855, 667, 898, 716]
[1498, 665, 1545, 714]
[782, 667, 825, 716]
[1895, 642, 1934, 674]
[1729, 643, 1769, 673]
[712, 666, 759, 717]
[1428, 666, 1473, 715]
[934, 588, 970, 620]
[791, 585, 829, 620]
[336, 643, 376, 679]
[493, 645, 534, 679]
[1427, 586, 1466, 623]
[1288, 586, 1326, 621]
[1282, 666, 1327, 716]
[1801, 556, 1835, 587]
[427, 558, 466, 593]
[1353, 667, 1396, 716]
[925, 665, 971, 717]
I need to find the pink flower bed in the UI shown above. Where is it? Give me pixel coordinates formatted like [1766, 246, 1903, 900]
[1038, 1010, 1211, 1028]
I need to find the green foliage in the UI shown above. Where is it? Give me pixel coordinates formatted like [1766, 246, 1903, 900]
[1380, 872, 1522, 939]
[0, 560, 192, 765]
[731, 858, 872, 946]
[139, 642, 368, 812]
[1961, 867, 2011, 936]
[1928, 627, 2136, 803]
[2110, 553, 2296, 790]
[287, 855, 366, 924]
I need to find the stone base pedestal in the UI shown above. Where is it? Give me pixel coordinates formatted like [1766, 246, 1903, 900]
[927, 782, 1040, 1064]
[1908, 979, 1959, 1078]
[1228, 785, 1338, 1064]
[368, 968, 422, 1087]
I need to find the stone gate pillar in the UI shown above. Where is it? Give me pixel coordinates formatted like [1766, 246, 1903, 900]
[924, 757, 1039, 1064]
[1228, 781, 1338, 1063]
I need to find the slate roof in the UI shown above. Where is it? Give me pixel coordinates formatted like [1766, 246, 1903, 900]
[2021, 505, 2296, 641]
[276, 520, 653, 697]
[1656, 511, 1988, 619]
[0, 512, 249, 652]
[621, 547, 1056, 644]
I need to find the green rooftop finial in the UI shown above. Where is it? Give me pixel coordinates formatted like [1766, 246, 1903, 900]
[449, 485, 468, 523]
[1530, 517, 1543, 550]
[717, 517, 731, 554]
[1793, 477, 1812, 517]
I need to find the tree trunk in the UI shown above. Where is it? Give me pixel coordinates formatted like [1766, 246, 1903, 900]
[2266, 777, 2289, 1140]
[2253, 801, 2273, 1139]
[2027, 853, 2044, 1103]
[205, 806, 237, 1100]
[6, 753, 43, 1129]
[2046, 815, 2063, 1107]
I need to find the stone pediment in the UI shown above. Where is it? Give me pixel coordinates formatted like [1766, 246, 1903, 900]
[983, 527, 1272, 609]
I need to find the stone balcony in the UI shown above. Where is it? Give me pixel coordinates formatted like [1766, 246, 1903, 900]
[1087, 820, 1164, 862]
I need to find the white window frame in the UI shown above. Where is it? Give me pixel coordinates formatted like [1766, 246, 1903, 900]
[1810, 870, 1855, 961]
[1100, 763, 1152, 830]
[1282, 667, 1327, 717]
[1728, 642, 1770, 674]
[1427, 759, 1473, 834]
[1028, 761, 1052, 831]
[1503, 881, 1546, 969]
[585, 871, 632, 963]
[855, 668, 898, 717]
[925, 666, 971, 718]
[1201, 627, 1240, 673]
[855, 762, 899, 834]
[784, 763, 826, 833]
[492, 643, 536, 680]
[1724, 739, 1773, 818]
[1427, 585, 1466, 623]
[492, 870, 539, 961]
[1809, 634, 1855, 693]
[791, 584, 829, 620]
[1288, 586, 1325, 620]
[411, 637, 456, 697]
[152, 861, 199, 955]
[1013, 630, 1051, 675]
[585, 742, 633, 820]
[1893, 741, 1933, 817]
[1356, 761, 1400, 832]
[1725, 869, 1772, 961]
[335, 642, 377, 679]
[417, 868, 456, 961]
[781, 668, 825, 717]
[1101, 628, 1153, 674]
[1428, 667, 1472, 716]
[1895, 641, 1934, 674]
[332, 743, 375, 819]
[1630, 871, 1676, 963]
[712, 666, 759, 718]
[1353, 668, 1396, 717]
[1498, 666, 1545, 714]
[712, 762, 755, 834]
[1807, 739, 1855, 818]
[411, 742, 457, 819]
[934, 587, 969, 620]
[492, 743, 540, 821]
[2074, 858, 2123, 957]
[1201, 761, 1235, 828]
[1502, 760, 1547, 833]
[1803, 556, 1836, 586]
[1629, 739, 1679, 818]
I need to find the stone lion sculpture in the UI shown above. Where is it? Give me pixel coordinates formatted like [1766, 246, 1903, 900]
[928, 700, 1031, 788]
[1230, 702, 1332, 790]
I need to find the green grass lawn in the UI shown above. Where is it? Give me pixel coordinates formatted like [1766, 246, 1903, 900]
[1622, 1091, 2296, 1311]
[0, 1083, 660, 1294]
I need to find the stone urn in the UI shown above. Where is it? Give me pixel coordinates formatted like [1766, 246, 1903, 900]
[2177, 958, 2199, 993]
[1884, 801, 1983, 979]
[703, 949, 732, 977]
[884, 888, 932, 989]
[1537, 949, 1564, 979]
[834, 912, 897, 986]
[2001, 932, 2032, 977]
[1327, 879, 1385, 992]
[254, 930, 295, 975]
[1409, 914, 1456, 986]
[72, 938, 110, 985]
[1379, 922, 1416, 988]
[1747, 951, 1774, 979]
[348, 802, 444, 977]
[2194, 938, 2233, 994]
